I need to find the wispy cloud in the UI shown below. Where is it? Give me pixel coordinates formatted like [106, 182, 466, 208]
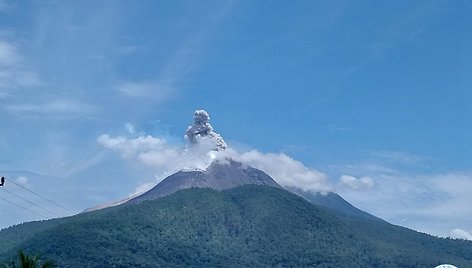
[0, 40, 41, 95]
[336, 161, 472, 237]
[4, 99, 97, 118]
[369, 150, 432, 167]
[115, 81, 174, 101]
[130, 1, 235, 99]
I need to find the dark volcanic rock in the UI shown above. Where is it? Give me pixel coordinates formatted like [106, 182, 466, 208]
[127, 159, 281, 204]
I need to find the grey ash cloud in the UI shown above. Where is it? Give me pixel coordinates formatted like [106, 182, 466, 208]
[185, 109, 227, 151]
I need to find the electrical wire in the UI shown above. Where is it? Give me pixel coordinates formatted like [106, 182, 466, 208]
[6, 178, 74, 214]
[0, 195, 47, 218]
[1, 187, 61, 217]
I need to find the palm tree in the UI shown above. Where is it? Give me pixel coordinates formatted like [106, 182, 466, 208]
[0, 250, 56, 268]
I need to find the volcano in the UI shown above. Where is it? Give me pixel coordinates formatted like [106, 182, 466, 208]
[127, 159, 281, 205]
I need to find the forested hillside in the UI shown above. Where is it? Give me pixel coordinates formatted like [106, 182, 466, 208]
[1, 185, 471, 267]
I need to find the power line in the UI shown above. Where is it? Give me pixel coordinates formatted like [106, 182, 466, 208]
[0, 195, 47, 218]
[6, 178, 74, 214]
[1, 187, 61, 217]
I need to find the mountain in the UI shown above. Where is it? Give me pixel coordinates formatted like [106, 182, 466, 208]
[286, 186, 381, 221]
[127, 159, 379, 223]
[1, 185, 471, 267]
[2, 161, 471, 267]
[127, 159, 281, 205]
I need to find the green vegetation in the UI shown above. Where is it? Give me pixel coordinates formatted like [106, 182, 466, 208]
[1, 250, 56, 268]
[0, 185, 471, 267]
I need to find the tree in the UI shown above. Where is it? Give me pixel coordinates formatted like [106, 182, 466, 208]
[1, 250, 56, 268]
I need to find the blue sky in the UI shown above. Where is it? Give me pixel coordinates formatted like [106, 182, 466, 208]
[0, 0, 471, 239]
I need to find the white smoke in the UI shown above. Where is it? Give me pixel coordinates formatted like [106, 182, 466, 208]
[97, 134, 216, 175]
[98, 109, 333, 194]
[217, 149, 331, 192]
[98, 111, 228, 177]
[185, 110, 227, 151]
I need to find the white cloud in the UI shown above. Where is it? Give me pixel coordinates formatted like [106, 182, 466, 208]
[225, 149, 331, 192]
[412, 173, 472, 219]
[97, 134, 216, 176]
[97, 134, 166, 158]
[450, 228, 472, 240]
[339, 175, 374, 190]
[98, 132, 332, 193]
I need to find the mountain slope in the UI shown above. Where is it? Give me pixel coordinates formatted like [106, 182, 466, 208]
[127, 159, 281, 204]
[1, 185, 471, 267]
[286, 186, 381, 221]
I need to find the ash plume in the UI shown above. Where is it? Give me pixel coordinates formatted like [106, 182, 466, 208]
[185, 109, 227, 150]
